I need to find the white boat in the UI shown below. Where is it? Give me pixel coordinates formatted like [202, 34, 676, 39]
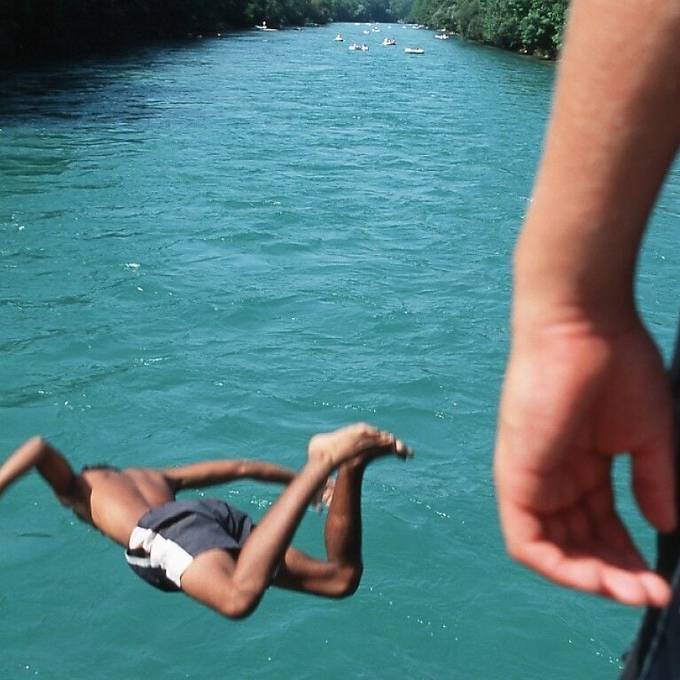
[349, 43, 369, 51]
[434, 33, 449, 40]
[255, 22, 278, 31]
[335, 34, 344, 42]
[404, 47, 424, 54]
[382, 37, 397, 46]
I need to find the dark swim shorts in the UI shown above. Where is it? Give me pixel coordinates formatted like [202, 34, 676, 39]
[125, 498, 254, 592]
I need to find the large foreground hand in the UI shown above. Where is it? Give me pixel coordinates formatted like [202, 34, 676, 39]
[494, 318, 675, 607]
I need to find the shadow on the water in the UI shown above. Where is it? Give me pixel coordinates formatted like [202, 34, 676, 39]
[16, 532, 54, 539]
[0, 33, 244, 122]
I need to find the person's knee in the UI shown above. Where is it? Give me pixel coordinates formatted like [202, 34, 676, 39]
[333, 563, 363, 598]
[217, 588, 261, 620]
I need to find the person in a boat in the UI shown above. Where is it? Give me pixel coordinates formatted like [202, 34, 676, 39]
[0, 424, 411, 618]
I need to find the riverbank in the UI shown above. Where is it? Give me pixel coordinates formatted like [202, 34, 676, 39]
[410, 0, 567, 60]
[436, 28, 557, 60]
[0, 1, 414, 62]
[0, 4, 250, 62]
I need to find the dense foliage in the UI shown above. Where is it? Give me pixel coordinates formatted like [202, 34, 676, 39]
[410, 0, 568, 57]
[0, 0, 567, 62]
[0, 0, 413, 60]
[244, 0, 414, 24]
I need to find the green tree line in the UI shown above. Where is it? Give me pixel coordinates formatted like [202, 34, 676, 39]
[410, 0, 568, 57]
[0, 0, 413, 60]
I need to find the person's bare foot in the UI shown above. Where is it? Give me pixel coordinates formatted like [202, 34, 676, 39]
[307, 423, 412, 469]
[345, 434, 413, 470]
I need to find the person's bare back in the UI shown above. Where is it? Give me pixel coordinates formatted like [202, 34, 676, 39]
[79, 467, 175, 545]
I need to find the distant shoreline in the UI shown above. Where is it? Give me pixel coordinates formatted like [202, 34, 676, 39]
[418, 25, 557, 61]
[0, 6, 337, 63]
[0, 20, 245, 63]
[0, 17, 558, 66]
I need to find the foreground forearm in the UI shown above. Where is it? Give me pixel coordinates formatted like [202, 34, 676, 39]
[495, 0, 680, 608]
[515, 0, 680, 329]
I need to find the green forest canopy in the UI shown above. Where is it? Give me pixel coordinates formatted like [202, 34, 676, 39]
[252, 0, 569, 56]
[0, 1, 414, 60]
[411, 0, 568, 56]
[1, 0, 568, 60]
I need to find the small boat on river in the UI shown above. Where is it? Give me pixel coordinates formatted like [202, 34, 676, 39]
[404, 47, 425, 54]
[382, 37, 397, 46]
[349, 43, 369, 51]
[434, 33, 449, 40]
[335, 34, 344, 42]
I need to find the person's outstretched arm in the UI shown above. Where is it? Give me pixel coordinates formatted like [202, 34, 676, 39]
[494, 0, 680, 608]
[163, 459, 334, 508]
[0, 437, 78, 501]
[163, 459, 297, 490]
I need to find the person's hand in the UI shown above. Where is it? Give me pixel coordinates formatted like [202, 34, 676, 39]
[495, 315, 675, 607]
[311, 477, 335, 512]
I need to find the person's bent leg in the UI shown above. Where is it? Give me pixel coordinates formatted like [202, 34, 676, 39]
[272, 436, 413, 599]
[322, 460, 367, 594]
[271, 462, 367, 599]
[182, 424, 404, 618]
[322, 436, 412, 588]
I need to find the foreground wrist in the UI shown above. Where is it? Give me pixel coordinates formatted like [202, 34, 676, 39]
[512, 245, 638, 334]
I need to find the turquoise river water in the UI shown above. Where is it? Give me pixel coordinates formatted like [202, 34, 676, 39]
[2, 21, 680, 680]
